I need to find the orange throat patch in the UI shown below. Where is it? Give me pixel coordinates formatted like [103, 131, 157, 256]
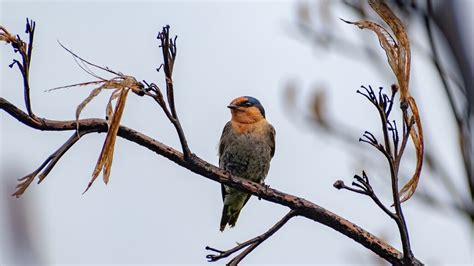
[231, 119, 267, 135]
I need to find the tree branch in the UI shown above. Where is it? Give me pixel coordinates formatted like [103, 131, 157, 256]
[155, 25, 192, 161]
[206, 210, 299, 265]
[12, 130, 91, 198]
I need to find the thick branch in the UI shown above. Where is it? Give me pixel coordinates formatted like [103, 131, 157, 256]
[0, 97, 422, 265]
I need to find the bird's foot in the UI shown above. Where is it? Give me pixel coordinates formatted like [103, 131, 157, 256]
[258, 183, 270, 200]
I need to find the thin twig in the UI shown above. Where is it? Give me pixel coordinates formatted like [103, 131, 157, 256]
[206, 210, 299, 265]
[155, 26, 192, 160]
[12, 130, 91, 197]
[334, 174, 396, 220]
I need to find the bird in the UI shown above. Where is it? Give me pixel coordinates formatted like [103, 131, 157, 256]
[218, 96, 275, 231]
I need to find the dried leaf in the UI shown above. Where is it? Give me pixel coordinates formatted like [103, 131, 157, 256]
[399, 97, 424, 202]
[368, 0, 411, 101]
[75, 87, 103, 136]
[45, 80, 105, 92]
[340, 17, 403, 94]
[83, 87, 130, 193]
[0, 26, 15, 43]
[106, 89, 121, 126]
[102, 140, 115, 183]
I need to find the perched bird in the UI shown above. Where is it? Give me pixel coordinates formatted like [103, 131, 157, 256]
[218, 96, 275, 231]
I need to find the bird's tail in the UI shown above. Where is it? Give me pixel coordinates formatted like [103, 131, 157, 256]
[219, 204, 241, 232]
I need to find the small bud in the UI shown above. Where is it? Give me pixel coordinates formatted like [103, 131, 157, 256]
[333, 180, 345, 189]
[391, 84, 398, 94]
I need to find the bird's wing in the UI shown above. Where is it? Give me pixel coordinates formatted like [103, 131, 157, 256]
[269, 124, 276, 158]
[218, 121, 232, 158]
[219, 121, 233, 202]
[221, 184, 226, 202]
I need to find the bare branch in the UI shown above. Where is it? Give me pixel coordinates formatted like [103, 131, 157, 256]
[154, 26, 192, 160]
[12, 130, 90, 197]
[206, 210, 299, 265]
[334, 173, 396, 220]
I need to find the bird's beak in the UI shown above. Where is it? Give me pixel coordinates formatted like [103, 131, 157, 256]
[227, 104, 238, 109]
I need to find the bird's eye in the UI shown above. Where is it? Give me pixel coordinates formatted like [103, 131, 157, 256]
[241, 101, 253, 107]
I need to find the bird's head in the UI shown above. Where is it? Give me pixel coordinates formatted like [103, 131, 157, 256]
[227, 96, 266, 124]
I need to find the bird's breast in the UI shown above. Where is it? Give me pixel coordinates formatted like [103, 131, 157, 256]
[220, 131, 273, 182]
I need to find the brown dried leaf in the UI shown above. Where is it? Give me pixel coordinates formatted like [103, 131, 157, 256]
[83, 87, 130, 193]
[106, 89, 121, 126]
[368, 0, 411, 101]
[341, 18, 399, 84]
[0, 26, 15, 43]
[75, 87, 103, 136]
[399, 97, 424, 202]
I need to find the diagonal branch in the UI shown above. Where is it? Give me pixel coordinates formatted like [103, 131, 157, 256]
[12, 129, 93, 197]
[206, 210, 299, 265]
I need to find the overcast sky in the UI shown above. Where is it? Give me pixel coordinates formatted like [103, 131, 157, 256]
[1, 1, 472, 265]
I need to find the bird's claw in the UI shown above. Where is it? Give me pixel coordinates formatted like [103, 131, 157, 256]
[258, 182, 270, 200]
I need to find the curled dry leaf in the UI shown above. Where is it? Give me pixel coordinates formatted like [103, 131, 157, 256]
[344, 0, 423, 203]
[399, 97, 424, 203]
[368, 0, 411, 102]
[76, 87, 103, 135]
[0, 26, 16, 43]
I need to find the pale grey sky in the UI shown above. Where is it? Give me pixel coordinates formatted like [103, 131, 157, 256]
[1, 1, 472, 265]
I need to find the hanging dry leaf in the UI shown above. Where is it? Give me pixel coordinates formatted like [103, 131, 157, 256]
[399, 97, 424, 203]
[106, 89, 122, 126]
[83, 87, 130, 193]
